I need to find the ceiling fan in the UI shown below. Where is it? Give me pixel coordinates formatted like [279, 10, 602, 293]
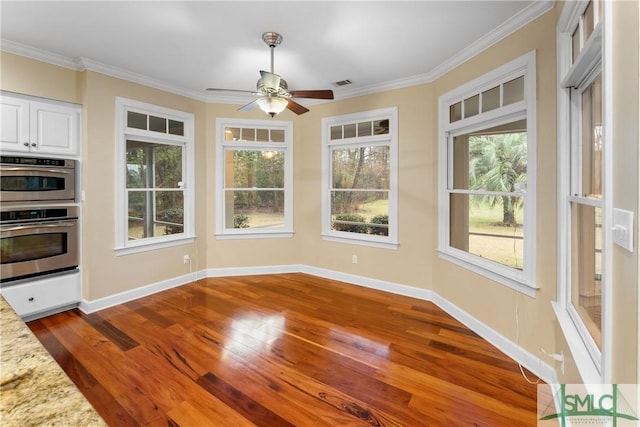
[206, 32, 334, 117]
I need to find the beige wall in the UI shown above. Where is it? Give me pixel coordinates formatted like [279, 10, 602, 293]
[609, 0, 639, 384]
[0, 52, 80, 104]
[430, 4, 561, 374]
[295, 84, 436, 289]
[78, 71, 209, 300]
[1, 0, 637, 384]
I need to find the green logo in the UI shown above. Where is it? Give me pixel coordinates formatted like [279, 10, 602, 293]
[539, 384, 638, 426]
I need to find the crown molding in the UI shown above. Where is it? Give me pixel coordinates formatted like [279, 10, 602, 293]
[75, 57, 210, 102]
[0, 39, 78, 70]
[1, 1, 554, 103]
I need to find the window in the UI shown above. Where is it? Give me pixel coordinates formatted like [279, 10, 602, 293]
[555, 0, 607, 383]
[322, 108, 398, 249]
[215, 118, 293, 238]
[438, 51, 536, 295]
[115, 98, 194, 254]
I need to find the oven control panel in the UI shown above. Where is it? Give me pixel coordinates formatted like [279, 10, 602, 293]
[1, 206, 79, 223]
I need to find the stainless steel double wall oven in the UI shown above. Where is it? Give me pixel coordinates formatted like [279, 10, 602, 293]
[0, 155, 79, 283]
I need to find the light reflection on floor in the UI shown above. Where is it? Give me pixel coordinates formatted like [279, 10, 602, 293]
[222, 314, 285, 360]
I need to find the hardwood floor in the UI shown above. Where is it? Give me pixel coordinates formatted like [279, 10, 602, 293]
[28, 273, 544, 426]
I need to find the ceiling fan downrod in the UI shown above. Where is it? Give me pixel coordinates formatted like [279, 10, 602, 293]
[262, 32, 282, 74]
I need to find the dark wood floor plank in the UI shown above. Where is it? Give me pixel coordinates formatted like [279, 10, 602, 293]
[28, 273, 543, 426]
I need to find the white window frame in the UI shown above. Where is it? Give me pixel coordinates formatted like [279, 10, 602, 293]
[553, 0, 610, 384]
[215, 118, 293, 239]
[437, 51, 537, 296]
[114, 97, 195, 255]
[321, 107, 399, 250]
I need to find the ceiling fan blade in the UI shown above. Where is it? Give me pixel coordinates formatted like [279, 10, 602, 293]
[260, 70, 281, 91]
[206, 88, 258, 94]
[289, 90, 334, 100]
[238, 100, 258, 112]
[286, 99, 310, 115]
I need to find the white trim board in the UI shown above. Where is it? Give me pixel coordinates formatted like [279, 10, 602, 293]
[80, 264, 556, 384]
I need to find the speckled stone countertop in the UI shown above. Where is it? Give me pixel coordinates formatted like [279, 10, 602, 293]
[0, 296, 107, 426]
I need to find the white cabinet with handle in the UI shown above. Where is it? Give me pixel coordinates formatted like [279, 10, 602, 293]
[0, 92, 81, 157]
[0, 272, 81, 321]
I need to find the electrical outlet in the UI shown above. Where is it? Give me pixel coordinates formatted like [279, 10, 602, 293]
[352, 255, 358, 264]
[183, 255, 191, 264]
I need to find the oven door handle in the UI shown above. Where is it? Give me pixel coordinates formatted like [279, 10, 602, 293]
[1, 221, 77, 232]
[2, 167, 73, 174]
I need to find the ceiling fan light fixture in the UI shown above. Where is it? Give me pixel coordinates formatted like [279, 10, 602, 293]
[257, 96, 288, 117]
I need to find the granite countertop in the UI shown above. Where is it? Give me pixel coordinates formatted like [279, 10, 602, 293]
[0, 296, 107, 426]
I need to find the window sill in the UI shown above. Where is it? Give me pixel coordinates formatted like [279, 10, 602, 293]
[551, 301, 602, 384]
[322, 234, 399, 250]
[115, 236, 195, 256]
[215, 231, 294, 240]
[437, 248, 538, 297]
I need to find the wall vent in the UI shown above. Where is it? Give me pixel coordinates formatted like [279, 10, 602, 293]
[332, 79, 352, 87]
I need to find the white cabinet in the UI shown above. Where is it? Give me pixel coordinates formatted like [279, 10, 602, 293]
[0, 272, 81, 321]
[0, 92, 81, 157]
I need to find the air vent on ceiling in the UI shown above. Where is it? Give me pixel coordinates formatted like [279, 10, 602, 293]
[332, 79, 352, 87]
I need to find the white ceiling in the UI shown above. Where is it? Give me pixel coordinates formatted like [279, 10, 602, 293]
[0, 1, 551, 104]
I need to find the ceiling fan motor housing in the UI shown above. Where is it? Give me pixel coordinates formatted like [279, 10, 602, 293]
[257, 77, 289, 96]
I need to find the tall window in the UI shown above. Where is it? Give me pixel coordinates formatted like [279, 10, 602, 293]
[556, 0, 606, 382]
[215, 118, 293, 238]
[322, 108, 398, 249]
[115, 98, 195, 254]
[438, 52, 536, 295]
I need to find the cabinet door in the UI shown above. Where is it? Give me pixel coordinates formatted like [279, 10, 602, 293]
[30, 101, 79, 156]
[0, 96, 30, 152]
[0, 272, 80, 319]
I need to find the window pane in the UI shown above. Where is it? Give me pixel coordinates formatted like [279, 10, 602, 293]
[256, 128, 270, 142]
[583, 1, 594, 42]
[572, 26, 581, 63]
[330, 125, 342, 140]
[241, 128, 255, 141]
[224, 189, 285, 230]
[154, 145, 183, 188]
[126, 140, 151, 188]
[227, 150, 285, 189]
[464, 94, 480, 118]
[571, 203, 602, 349]
[128, 190, 148, 240]
[155, 191, 184, 235]
[450, 102, 462, 123]
[344, 123, 357, 138]
[503, 76, 525, 105]
[331, 190, 388, 235]
[358, 121, 372, 137]
[225, 127, 240, 141]
[149, 115, 166, 133]
[168, 120, 184, 136]
[374, 119, 389, 135]
[450, 193, 524, 268]
[270, 129, 285, 143]
[127, 111, 147, 130]
[581, 75, 603, 198]
[452, 122, 527, 192]
[332, 146, 390, 190]
[482, 86, 501, 112]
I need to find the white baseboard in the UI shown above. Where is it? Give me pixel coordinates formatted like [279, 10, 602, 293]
[79, 271, 199, 313]
[80, 264, 556, 383]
